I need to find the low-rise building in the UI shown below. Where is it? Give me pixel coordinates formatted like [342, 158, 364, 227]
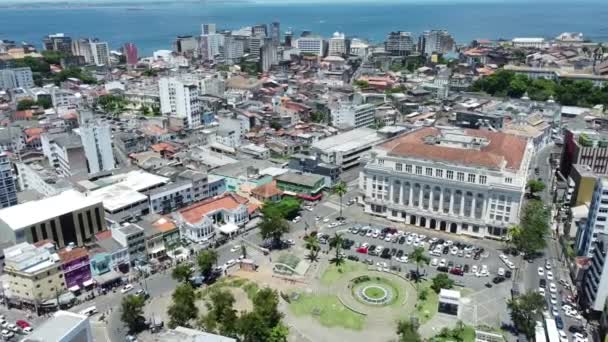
[251, 180, 283, 203]
[111, 224, 146, 265]
[209, 160, 276, 193]
[275, 172, 325, 201]
[57, 246, 92, 292]
[25, 310, 93, 342]
[310, 127, 388, 170]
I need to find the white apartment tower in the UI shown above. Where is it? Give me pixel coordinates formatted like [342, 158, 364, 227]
[0, 67, 34, 89]
[360, 127, 532, 238]
[295, 37, 324, 56]
[328, 32, 347, 56]
[90, 41, 110, 66]
[74, 120, 115, 174]
[202, 23, 216, 35]
[582, 235, 608, 311]
[421, 30, 455, 55]
[159, 77, 202, 129]
[260, 38, 278, 73]
[200, 33, 223, 61]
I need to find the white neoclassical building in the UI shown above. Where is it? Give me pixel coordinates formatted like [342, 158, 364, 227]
[359, 127, 533, 239]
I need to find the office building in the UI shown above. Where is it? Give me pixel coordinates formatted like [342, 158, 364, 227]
[328, 32, 348, 56]
[3, 242, 66, 304]
[43, 33, 73, 55]
[248, 35, 264, 59]
[385, 31, 415, 56]
[159, 77, 202, 129]
[202, 23, 216, 35]
[295, 36, 324, 56]
[284, 30, 293, 47]
[260, 38, 278, 73]
[311, 127, 388, 170]
[111, 224, 146, 264]
[270, 22, 280, 45]
[175, 35, 198, 55]
[41, 132, 88, 177]
[0, 190, 107, 247]
[200, 33, 223, 61]
[0, 153, 17, 209]
[576, 178, 608, 257]
[71, 38, 93, 63]
[26, 311, 93, 342]
[0, 67, 34, 89]
[331, 102, 376, 129]
[74, 121, 115, 174]
[359, 127, 532, 238]
[124, 42, 138, 66]
[582, 235, 608, 312]
[560, 129, 608, 179]
[222, 34, 245, 64]
[420, 30, 455, 55]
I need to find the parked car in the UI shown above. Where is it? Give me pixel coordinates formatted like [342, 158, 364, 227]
[121, 284, 134, 294]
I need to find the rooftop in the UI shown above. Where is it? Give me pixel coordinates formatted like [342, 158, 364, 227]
[23, 311, 89, 342]
[211, 159, 277, 180]
[147, 326, 236, 342]
[312, 127, 383, 153]
[0, 190, 102, 231]
[379, 127, 528, 170]
[276, 172, 324, 188]
[251, 180, 283, 199]
[57, 247, 89, 264]
[177, 193, 249, 225]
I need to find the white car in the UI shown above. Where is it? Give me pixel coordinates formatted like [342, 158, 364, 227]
[549, 283, 557, 293]
[384, 234, 392, 242]
[506, 260, 515, 269]
[538, 267, 545, 277]
[552, 306, 559, 317]
[547, 271, 554, 280]
[497, 267, 505, 276]
[546, 261, 552, 270]
[539, 287, 546, 296]
[550, 297, 558, 305]
[472, 265, 478, 274]
[445, 240, 453, 246]
[225, 259, 236, 267]
[406, 236, 413, 244]
[480, 265, 489, 277]
[323, 218, 330, 223]
[562, 304, 572, 312]
[429, 237, 438, 244]
[230, 245, 241, 253]
[399, 256, 409, 263]
[23, 327, 32, 334]
[1, 329, 13, 338]
[292, 216, 301, 223]
[365, 230, 373, 237]
[121, 284, 134, 294]
[431, 258, 438, 266]
[450, 247, 458, 255]
[439, 259, 446, 267]
[558, 330, 568, 342]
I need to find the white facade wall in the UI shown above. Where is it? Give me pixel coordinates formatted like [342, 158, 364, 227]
[359, 147, 531, 238]
[76, 123, 115, 174]
[328, 33, 347, 56]
[296, 37, 324, 56]
[159, 77, 201, 129]
[90, 41, 110, 66]
[576, 179, 608, 257]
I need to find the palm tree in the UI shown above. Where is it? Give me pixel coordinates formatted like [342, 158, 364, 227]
[409, 247, 430, 289]
[329, 232, 345, 266]
[304, 234, 320, 262]
[333, 181, 348, 220]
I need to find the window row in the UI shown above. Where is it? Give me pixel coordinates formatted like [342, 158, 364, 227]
[394, 163, 488, 185]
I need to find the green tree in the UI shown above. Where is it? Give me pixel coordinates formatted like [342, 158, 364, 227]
[236, 312, 268, 342]
[506, 225, 523, 252]
[508, 75, 529, 98]
[396, 320, 422, 342]
[171, 263, 193, 283]
[527, 179, 546, 197]
[333, 181, 348, 220]
[197, 249, 218, 278]
[41, 50, 65, 65]
[310, 111, 326, 123]
[328, 232, 345, 266]
[304, 233, 320, 262]
[142, 69, 158, 77]
[507, 291, 546, 339]
[515, 200, 549, 255]
[267, 323, 289, 342]
[167, 283, 198, 328]
[120, 294, 146, 333]
[16, 99, 37, 111]
[36, 97, 52, 109]
[252, 288, 283, 328]
[199, 289, 238, 337]
[409, 247, 430, 287]
[261, 198, 301, 220]
[258, 215, 290, 248]
[430, 273, 455, 293]
[353, 80, 369, 88]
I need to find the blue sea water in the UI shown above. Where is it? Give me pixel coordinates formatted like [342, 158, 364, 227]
[1, 1, 608, 56]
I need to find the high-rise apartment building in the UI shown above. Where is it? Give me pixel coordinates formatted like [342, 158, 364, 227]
[270, 22, 281, 46]
[420, 30, 455, 55]
[284, 31, 293, 47]
[124, 42, 138, 66]
[71, 38, 110, 65]
[222, 35, 245, 64]
[202, 23, 217, 35]
[260, 38, 278, 73]
[0, 153, 17, 209]
[159, 77, 202, 129]
[175, 35, 198, 55]
[295, 36, 324, 56]
[43, 33, 73, 55]
[576, 178, 608, 257]
[90, 41, 110, 66]
[328, 32, 348, 56]
[200, 33, 223, 61]
[0, 67, 34, 89]
[252, 24, 268, 38]
[385, 31, 415, 56]
[74, 121, 115, 174]
[248, 36, 264, 59]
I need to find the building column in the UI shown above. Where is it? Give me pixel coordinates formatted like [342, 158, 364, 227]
[400, 184, 405, 205]
[389, 180, 394, 204]
[409, 186, 414, 206]
[418, 186, 424, 209]
[449, 191, 454, 214]
[471, 195, 477, 218]
[481, 196, 487, 218]
[438, 188, 444, 213]
[460, 194, 465, 216]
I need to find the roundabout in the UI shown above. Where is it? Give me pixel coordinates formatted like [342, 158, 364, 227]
[349, 275, 402, 307]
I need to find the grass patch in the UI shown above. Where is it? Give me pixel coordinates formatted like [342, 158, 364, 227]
[320, 260, 367, 285]
[289, 293, 365, 330]
[242, 282, 260, 300]
[351, 277, 406, 309]
[430, 325, 476, 342]
[199, 276, 259, 300]
[413, 281, 439, 324]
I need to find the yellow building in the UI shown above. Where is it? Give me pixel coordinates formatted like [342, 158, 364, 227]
[569, 164, 599, 206]
[3, 242, 66, 305]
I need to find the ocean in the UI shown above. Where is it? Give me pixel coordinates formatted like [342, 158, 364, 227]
[2, 1, 608, 56]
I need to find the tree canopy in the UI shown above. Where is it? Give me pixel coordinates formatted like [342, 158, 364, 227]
[396, 320, 422, 342]
[430, 273, 455, 293]
[167, 283, 198, 328]
[471, 69, 608, 107]
[120, 294, 146, 333]
[512, 200, 550, 255]
[199, 289, 238, 337]
[258, 214, 290, 248]
[197, 249, 218, 278]
[171, 263, 193, 283]
[527, 179, 546, 196]
[261, 197, 301, 220]
[507, 291, 546, 339]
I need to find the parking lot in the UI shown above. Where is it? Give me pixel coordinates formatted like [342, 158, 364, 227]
[323, 223, 520, 291]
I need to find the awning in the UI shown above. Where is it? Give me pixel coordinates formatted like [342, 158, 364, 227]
[297, 192, 323, 201]
[218, 223, 239, 234]
[93, 270, 122, 285]
[82, 279, 95, 287]
[68, 285, 80, 292]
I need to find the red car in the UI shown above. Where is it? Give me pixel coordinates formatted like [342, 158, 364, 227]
[356, 247, 368, 254]
[16, 320, 30, 329]
[449, 268, 464, 276]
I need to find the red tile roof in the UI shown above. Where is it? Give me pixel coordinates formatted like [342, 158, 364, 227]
[251, 181, 283, 199]
[58, 247, 89, 264]
[152, 216, 177, 232]
[381, 127, 528, 170]
[178, 193, 249, 224]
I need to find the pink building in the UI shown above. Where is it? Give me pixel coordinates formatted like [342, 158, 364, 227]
[124, 43, 138, 66]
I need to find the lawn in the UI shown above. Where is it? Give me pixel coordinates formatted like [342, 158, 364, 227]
[289, 293, 366, 330]
[320, 260, 367, 285]
[351, 277, 406, 309]
[430, 325, 476, 342]
[413, 281, 439, 324]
